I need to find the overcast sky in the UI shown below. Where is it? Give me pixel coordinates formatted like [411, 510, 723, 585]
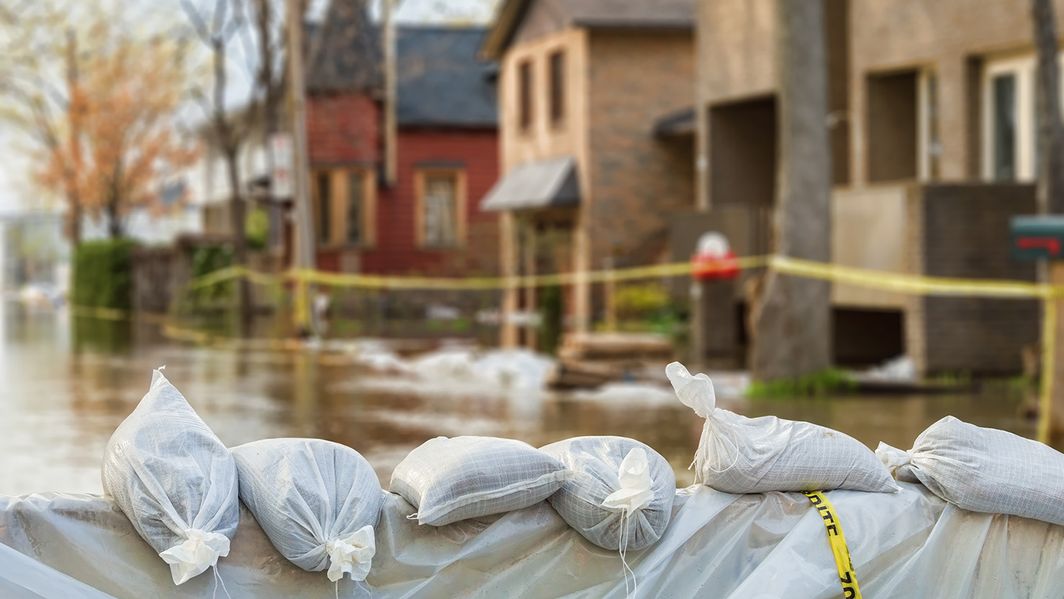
[0, 0, 501, 216]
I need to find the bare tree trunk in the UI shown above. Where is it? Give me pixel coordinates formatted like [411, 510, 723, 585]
[750, 0, 833, 380]
[106, 190, 122, 239]
[225, 145, 252, 336]
[1030, 0, 1064, 444]
[1031, 0, 1064, 215]
[65, 28, 81, 247]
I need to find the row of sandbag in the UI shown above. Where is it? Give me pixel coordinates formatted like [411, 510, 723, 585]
[101, 368, 676, 589]
[665, 362, 1064, 527]
[100, 362, 1064, 592]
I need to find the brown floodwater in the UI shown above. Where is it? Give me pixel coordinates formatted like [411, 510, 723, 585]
[0, 302, 1043, 496]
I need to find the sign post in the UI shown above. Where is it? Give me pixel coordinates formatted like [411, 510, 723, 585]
[1010, 215, 1064, 444]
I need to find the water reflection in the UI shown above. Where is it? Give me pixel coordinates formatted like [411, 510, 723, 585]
[0, 301, 1044, 496]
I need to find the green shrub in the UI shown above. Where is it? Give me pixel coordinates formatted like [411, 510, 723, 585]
[614, 283, 670, 320]
[72, 239, 135, 310]
[746, 368, 857, 398]
[188, 244, 234, 306]
[245, 207, 269, 250]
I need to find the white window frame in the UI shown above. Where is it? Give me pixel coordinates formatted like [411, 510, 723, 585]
[917, 68, 940, 181]
[982, 55, 1038, 182]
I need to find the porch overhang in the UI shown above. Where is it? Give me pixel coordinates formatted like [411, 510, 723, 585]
[480, 156, 580, 212]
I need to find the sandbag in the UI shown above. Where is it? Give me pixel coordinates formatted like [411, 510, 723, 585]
[540, 436, 675, 551]
[666, 362, 897, 494]
[101, 368, 239, 585]
[390, 436, 569, 526]
[232, 439, 384, 583]
[877, 415, 1064, 526]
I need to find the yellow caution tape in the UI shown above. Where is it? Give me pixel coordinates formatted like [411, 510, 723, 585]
[804, 490, 862, 599]
[771, 255, 1060, 299]
[182, 254, 1064, 298]
[1039, 299, 1056, 444]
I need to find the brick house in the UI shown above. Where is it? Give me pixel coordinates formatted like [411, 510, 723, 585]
[306, 2, 499, 277]
[480, 0, 695, 348]
[693, 0, 1051, 375]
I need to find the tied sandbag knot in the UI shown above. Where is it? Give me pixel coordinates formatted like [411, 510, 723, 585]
[159, 528, 231, 585]
[326, 525, 376, 582]
[875, 442, 914, 479]
[602, 448, 654, 599]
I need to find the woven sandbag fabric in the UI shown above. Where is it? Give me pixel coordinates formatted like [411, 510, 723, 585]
[232, 439, 384, 582]
[540, 436, 675, 551]
[101, 368, 239, 585]
[390, 436, 570, 526]
[667, 362, 898, 494]
[877, 416, 1064, 526]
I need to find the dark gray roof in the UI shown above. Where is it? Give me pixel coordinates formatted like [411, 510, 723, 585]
[481, 157, 580, 212]
[564, 0, 696, 28]
[482, 0, 695, 58]
[307, 5, 497, 128]
[307, 0, 381, 94]
[397, 27, 497, 128]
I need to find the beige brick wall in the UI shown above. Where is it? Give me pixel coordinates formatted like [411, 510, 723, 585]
[585, 30, 696, 273]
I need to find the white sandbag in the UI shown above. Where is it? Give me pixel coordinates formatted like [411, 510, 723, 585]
[666, 362, 897, 494]
[101, 368, 239, 585]
[390, 436, 569, 526]
[232, 439, 384, 583]
[540, 436, 675, 551]
[877, 415, 1064, 526]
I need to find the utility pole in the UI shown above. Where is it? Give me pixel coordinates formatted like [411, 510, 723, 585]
[382, 0, 397, 186]
[65, 28, 81, 247]
[286, 0, 316, 335]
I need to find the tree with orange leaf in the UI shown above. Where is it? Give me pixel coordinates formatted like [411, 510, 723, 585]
[35, 29, 198, 239]
[0, 3, 198, 240]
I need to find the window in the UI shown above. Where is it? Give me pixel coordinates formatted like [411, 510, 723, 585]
[549, 50, 565, 127]
[917, 69, 941, 181]
[315, 171, 332, 245]
[416, 170, 466, 248]
[346, 171, 364, 244]
[981, 55, 1046, 182]
[991, 73, 1018, 180]
[518, 59, 533, 131]
[314, 168, 375, 248]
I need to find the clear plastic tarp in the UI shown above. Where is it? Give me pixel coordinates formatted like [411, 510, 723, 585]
[2, 483, 1063, 598]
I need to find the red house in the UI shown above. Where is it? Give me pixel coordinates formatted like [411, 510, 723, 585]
[305, 3, 499, 277]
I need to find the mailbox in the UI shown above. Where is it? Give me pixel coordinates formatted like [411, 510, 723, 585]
[692, 232, 739, 280]
[1011, 215, 1064, 261]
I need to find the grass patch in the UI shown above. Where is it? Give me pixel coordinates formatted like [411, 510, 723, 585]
[746, 368, 857, 398]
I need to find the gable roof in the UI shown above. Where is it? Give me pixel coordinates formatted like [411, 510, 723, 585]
[397, 27, 497, 128]
[307, 0, 381, 94]
[481, 0, 695, 59]
[306, 2, 496, 128]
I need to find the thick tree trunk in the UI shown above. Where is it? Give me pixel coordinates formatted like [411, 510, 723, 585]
[225, 148, 252, 337]
[1031, 0, 1064, 215]
[106, 194, 122, 239]
[1030, 0, 1064, 443]
[749, 0, 833, 380]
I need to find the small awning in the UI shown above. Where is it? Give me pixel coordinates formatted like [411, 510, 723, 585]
[653, 106, 695, 138]
[481, 157, 580, 212]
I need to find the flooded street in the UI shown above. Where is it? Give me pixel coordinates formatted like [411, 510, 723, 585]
[0, 302, 1041, 497]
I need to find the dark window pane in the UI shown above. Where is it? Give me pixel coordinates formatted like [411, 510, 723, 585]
[993, 73, 1016, 181]
[347, 172, 363, 244]
[519, 60, 533, 131]
[549, 51, 565, 125]
[316, 172, 331, 245]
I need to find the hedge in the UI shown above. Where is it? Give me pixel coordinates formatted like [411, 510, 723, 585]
[71, 239, 135, 310]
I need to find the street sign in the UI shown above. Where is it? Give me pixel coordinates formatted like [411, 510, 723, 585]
[269, 133, 294, 200]
[1011, 215, 1064, 261]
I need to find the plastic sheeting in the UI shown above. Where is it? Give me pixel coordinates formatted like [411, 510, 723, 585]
[2, 483, 1064, 598]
